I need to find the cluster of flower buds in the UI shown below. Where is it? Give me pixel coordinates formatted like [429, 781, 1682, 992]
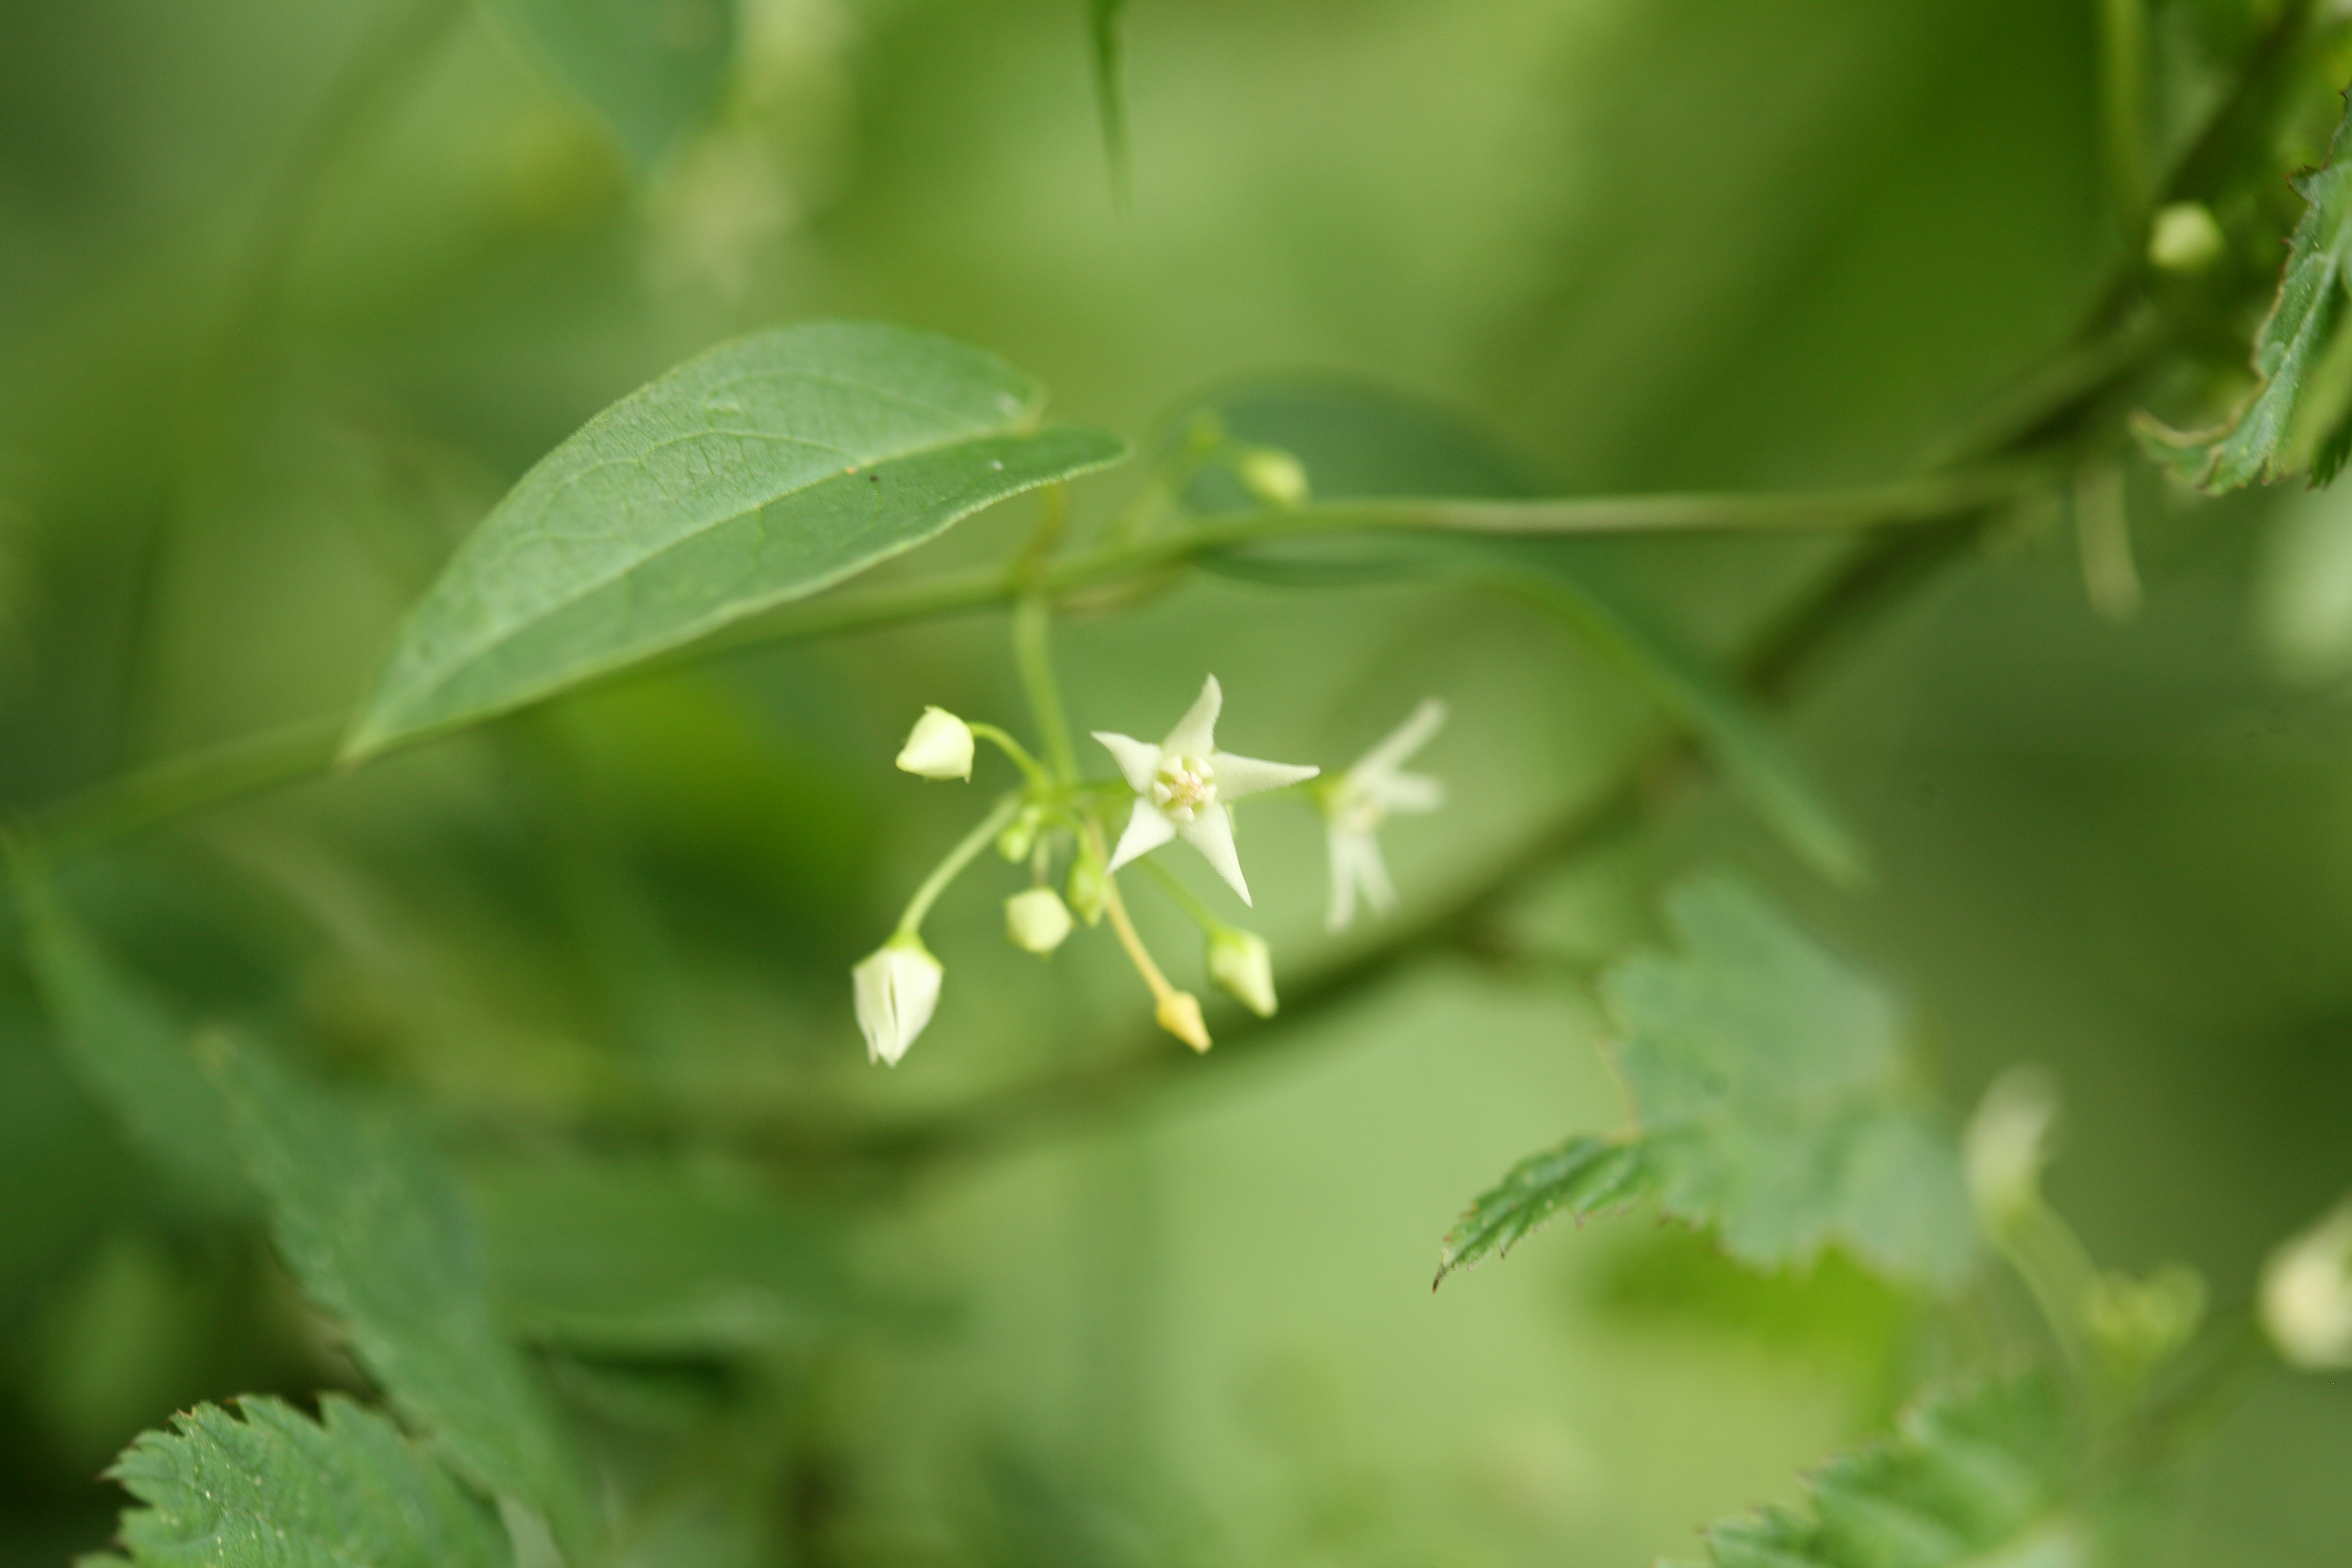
[852, 675, 1446, 1066]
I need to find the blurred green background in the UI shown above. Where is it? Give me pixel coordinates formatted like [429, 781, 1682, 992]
[3, 0, 2349, 1563]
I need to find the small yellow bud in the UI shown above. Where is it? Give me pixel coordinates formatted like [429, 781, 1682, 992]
[2148, 201, 2224, 275]
[894, 706, 974, 780]
[1206, 926, 1277, 1017]
[1066, 848, 1108, 927]
[1235, 446, 1310, 508]
[1154, 990, 1212, 1052]
[996, 804, 1045, 862]
[1964, 1066, 2057, 1229]
[1004, 887, 1074, 955]
[2262, 1199, 2352, 1370]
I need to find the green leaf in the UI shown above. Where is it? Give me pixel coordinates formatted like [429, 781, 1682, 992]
[1675, 1374, 2090, 1568]
[484, 0, 734, 171]
[9, 852, 252, 1216]
[204, 1035, 594, 1557]
[466, 1152, 850, 1354]
[1604, 878, 1973, 1283]
[1089, 0, 1132, 202]
[345, 321, 1126, 760]
[1435, 878, 1974, 1289]
[1433, 1134, 1654, 1288]
[2140, 92, 2352, 492]
[107, 1396, 506, 1568]
[1163, 377, 1867, 884]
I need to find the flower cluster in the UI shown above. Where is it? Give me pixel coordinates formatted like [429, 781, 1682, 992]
[851, 675, 1448, 1066]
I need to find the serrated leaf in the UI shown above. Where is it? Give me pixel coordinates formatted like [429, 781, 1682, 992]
[205, 1035, 594, 1558]
[9, 852, 252, 1216]
[2140, 92, 2352, 492]
[1437, 879, 1973, 1289]
[345, 321, 1127, 760]
[485, 0, 734, 171]
[1164, 379, 1866, 885]
[1603, 878, 1974, 1284]
[106, 1396, 506, 1568]
[466, 1152, 850, 1354]
[1685, 1374, 2091, 1568]
[1433, 1135, 1654, 1288]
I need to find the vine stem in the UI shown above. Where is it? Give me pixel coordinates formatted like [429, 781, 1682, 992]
[896, 795, 1024, 935]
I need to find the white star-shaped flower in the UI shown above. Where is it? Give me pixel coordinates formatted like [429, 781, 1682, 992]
[1322, 699, 1446, 932]
[1094, 675, 1319, 905]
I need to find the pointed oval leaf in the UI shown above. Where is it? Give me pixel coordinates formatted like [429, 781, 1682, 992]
[345, 321, 1126, 760]
[485, 0, 734, 172]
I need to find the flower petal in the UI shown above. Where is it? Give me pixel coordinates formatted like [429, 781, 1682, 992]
[1107, 799, 1178, 872]
[1355, 698, 1447, 779]
[1373, 768, 1445, 814]
[1212, 751, 1319, 800]
[1093, 730, 1164, 793]
[1162, 674, 1222, 759]
[1325, 825, 1360, 933]
[1178, 803, 1251, 904]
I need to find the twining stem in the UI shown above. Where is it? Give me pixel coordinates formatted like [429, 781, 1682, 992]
[1139, 858, 1223, 934]
[897, 795, 1024, 936]
[1014, 594, 1081, 783]
[967, 723, 1050, 789]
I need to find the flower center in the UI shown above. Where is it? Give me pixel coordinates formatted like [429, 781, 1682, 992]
[1153, 757, 1217, 822]
[1331, 778, 1386, 835]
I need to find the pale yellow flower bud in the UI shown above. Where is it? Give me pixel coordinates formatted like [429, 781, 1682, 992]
[1004, 887, 1074, 956]
[1066, 847, 1108, 927]
[1235, 446, 1310, 508]
[1206, 926, 1277, 1017]
[894, 706, 974, 780]
[2262, 1199, 2352, 1370]
[1155, 990, 1211, 1052]
[851, 935, 942, 1066]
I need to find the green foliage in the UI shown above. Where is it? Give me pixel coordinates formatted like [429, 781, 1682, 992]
[345, 322, 1126, 760]
[1669, 1374, 2089, 1568]
[2142, 89, 2352, 491]
[484, 0, 735, 171]
[204, 1037, 595, 1558]
[1437, 879, 1973, 1288]
[1088, 0, 1132, 200]
[105, 1396, 507, 1568]
[1433, 1134, 1651, 1286]
[11, 853, 252, 1216]
[1166, 381, 1867, 884]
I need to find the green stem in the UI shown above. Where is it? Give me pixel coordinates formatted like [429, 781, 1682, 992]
[1995, 1197, 2105, 1374]
[1138, 858, 1224, 934]
[19, 715, 344, 859]
[2099, 0, 2149, 227]
[967, 723, 1049, 789]
[1014, 596, 1080, 783]
[897, 795, 1025, 936]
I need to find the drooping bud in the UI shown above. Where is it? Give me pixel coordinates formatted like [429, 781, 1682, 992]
[996, 803, 1046, 862]
[851, 934, 943, 1066]
[1005, 887, 1074, 956]
[1066, 846, 1108, 927]
[1234, 445, 1310, 509]
[1964, 1066, 2058, 1229]
[1154, 989, 1212, 1052]
[2261, 1199, 2352, 1370]
[1206, 926, 1277, 1017]
[894, 706, 974, 780]
[2084, 1264, 2205, 1370]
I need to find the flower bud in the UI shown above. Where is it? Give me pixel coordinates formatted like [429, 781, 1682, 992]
[1066, 847, 1108, 927]
[1206, 926, 1277, 1018]
[1235, 446, 1310, 508]
[1154, 990, 1211, 1052]
[894, 706, 974, 780]
[851, 934, 943, 1066]
[2084, 1264, 2204, 1369]
[1964, 1066, 2057, 1229]
[2148, 201, 2224, 275]
[2262, 1199, 2352, 1370]
[1004, 887, 1073, 956]
[996, 803, 1046, 862]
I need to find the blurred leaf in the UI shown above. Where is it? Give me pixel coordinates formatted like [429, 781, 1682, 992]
[1500, 563, 1871, 885]
[1434, 1134, 1653, 1287]
[345, 321, 1126, 760]
[484, 0, 734, 171]
[466, 1153, 850, 1354]
[1607, 878, 1974, 1283]
[107, 1395, 505, 1568]
[1167, 378, 1867, 883]
[11, 853, 252, 1216]
[1670, 1373, 2089, 1568]
[2140, 90, 2352, 492]
[1089, 0, 1131, 202]
[1438, 879, 1974, 1289]
[205, 1035, 595, 1557]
